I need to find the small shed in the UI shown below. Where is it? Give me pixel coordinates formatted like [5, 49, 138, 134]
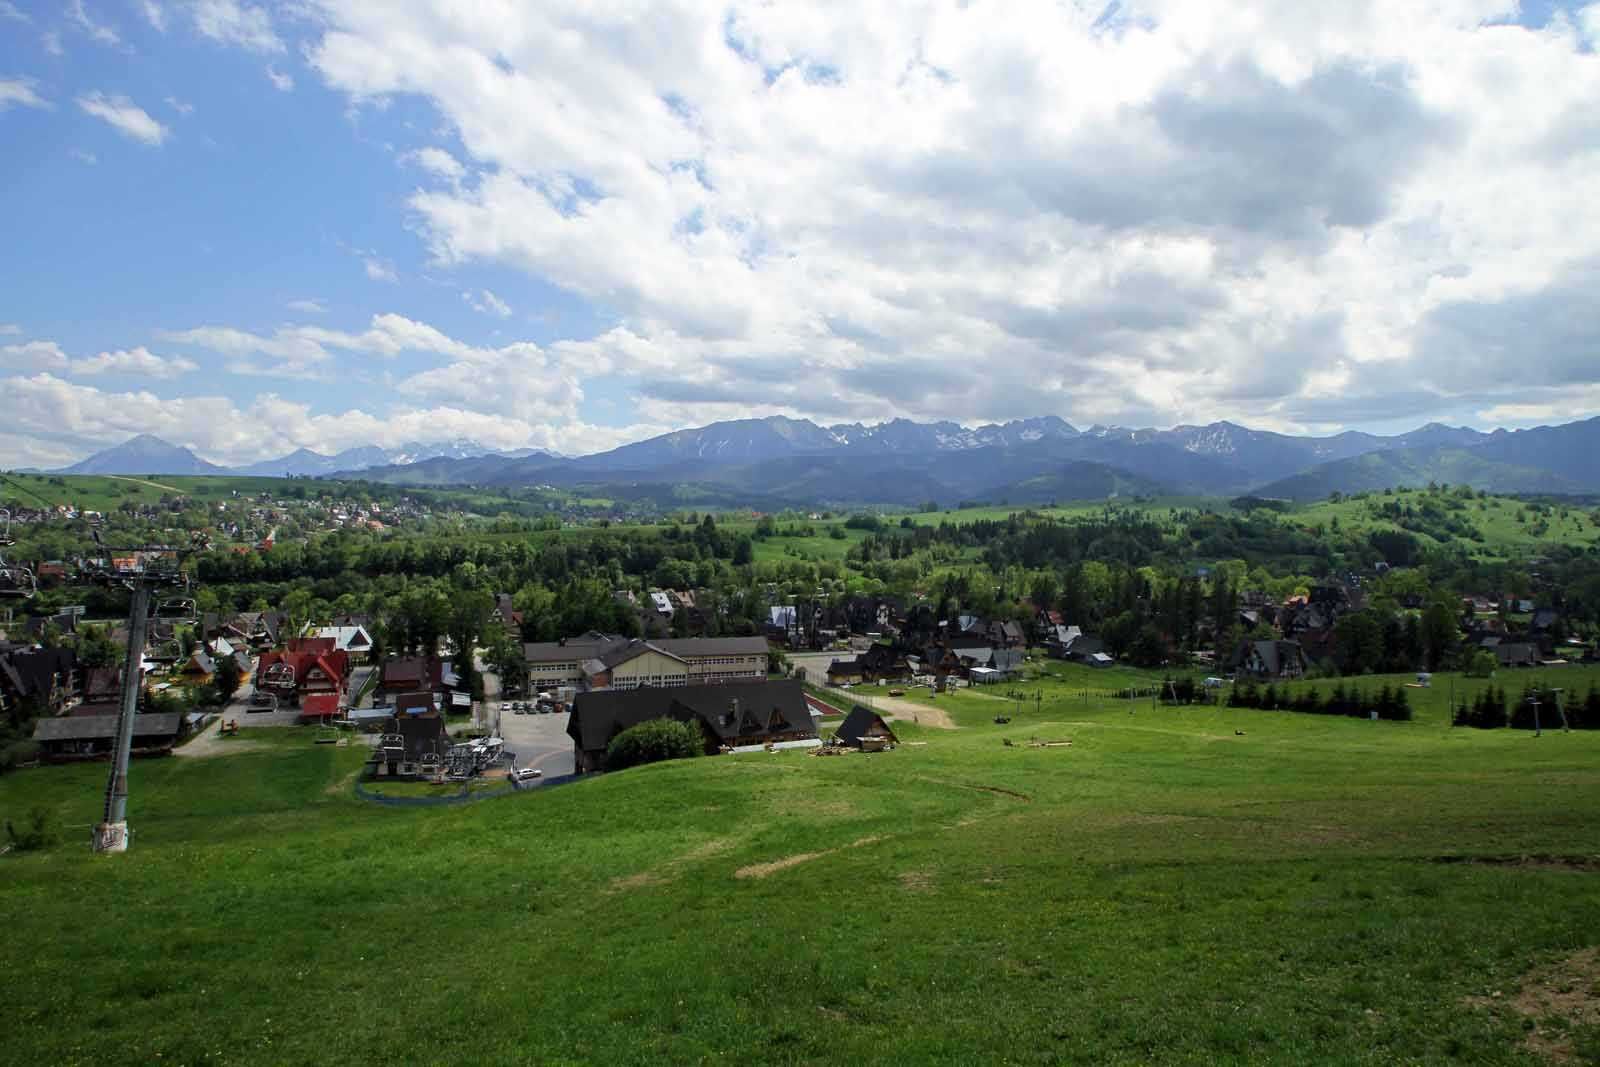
[835, 705, 898, 750]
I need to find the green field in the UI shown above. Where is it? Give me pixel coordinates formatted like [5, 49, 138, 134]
[0, 472, 300, 511]
[3, 669, 1598, 1065]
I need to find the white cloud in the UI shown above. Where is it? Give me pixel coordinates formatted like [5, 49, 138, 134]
[463, 288, 511, 317]
[0, 77, 49, 111]
[0, 372, 613, 467]
[67, 0, 121, 46]
[363, 256, 397, 282]
[165, 95, 193, 115]
[69, 346, 199, 378]
[71, 148, 98, 164]
[3, 338, 198, 379]
[190, 0, 283, 53]
[0, 324, 21, 335]
[139, 0, 165, 31]
[77, 91, 168, 145]
[265, 64, 293, 91]
[158, 312, 483, 376]
[405, 146, 464, 181]
[293, 0, 1600, 435]
[286, 298, 326, 314]
[0, 2, 29, 23]
[1, 341, 69, 372]
[41, 32, 63, 56]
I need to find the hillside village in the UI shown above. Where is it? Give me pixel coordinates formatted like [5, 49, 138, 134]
[5, 485, 1597, 781]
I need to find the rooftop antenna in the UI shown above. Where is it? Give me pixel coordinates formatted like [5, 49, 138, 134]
[80, 526, 208, 853]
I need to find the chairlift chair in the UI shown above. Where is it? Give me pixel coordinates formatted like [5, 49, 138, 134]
[259, 661, 296, 691]
[0, 556, 37, 600]
[155, 596, 198, 622]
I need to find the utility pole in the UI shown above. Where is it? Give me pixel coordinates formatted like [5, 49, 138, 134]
[1526, 688, 1543, 738]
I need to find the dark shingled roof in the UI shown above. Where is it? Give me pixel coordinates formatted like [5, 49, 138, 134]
[568, 679, 810, 753]
[32, 713, 182, 742]
[835, 705, 897, 748]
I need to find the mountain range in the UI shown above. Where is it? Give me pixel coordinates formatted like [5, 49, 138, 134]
[43, 415, 1600, 506]
[50, 435, 560, 478]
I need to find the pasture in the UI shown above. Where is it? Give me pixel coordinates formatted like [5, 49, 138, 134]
[2, 670, 1598, 1064]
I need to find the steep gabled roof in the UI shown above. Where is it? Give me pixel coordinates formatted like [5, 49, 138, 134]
[568, 679, 810, 752]
[835, 705, 898, 747]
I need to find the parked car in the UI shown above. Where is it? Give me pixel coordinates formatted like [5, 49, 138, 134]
[513, 767, 542, 781]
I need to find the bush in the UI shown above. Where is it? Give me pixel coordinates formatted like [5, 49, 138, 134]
[1464, 650, 1498, 678]
[0, 740, 40, 775]
[6, 806, 57, 851]
[604, 718, 705, 772]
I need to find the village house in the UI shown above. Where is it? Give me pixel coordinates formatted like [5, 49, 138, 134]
[825, 643, 911, 685]
[567, 679, 815, 773]
[307, 623, 375, 661]
[178, 649, 216, 685]
[257, 638, 351, 708]
[0, 644, 78, 717]
[1227, 639, 1309, 680]
[374, 655, 444, 704]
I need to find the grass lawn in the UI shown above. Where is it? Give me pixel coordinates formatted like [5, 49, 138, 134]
[2, 685, 1598, 1064]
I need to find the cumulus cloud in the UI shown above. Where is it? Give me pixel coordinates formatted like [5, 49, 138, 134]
[291, 0, 1600, 435]
[404, 146, 464, 181]
[160, 312, 490, 376]
[0, 2, 30, 23]
[165, 95, 193, 115]
[1, 341, 70, 372]
[286, 298, 326, 314]
[3, 339, 197, 379]
[139, 1, 165, 32]
[190, 0, 283, 53]
[77, 91, 168, 144]
[0, 77, 49, 111]
[266, 65, 293, 91]
[0, 372, 650, 467]
[69, 346, 199, 378]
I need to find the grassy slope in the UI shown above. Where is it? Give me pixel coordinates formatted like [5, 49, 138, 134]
[1296, 494, 1600, 558]
[3, 672, 1599, 1065]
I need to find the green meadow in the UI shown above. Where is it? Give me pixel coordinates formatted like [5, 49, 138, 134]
[3, 668, 1598, 1065]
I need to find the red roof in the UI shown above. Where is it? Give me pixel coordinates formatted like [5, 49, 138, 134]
[257, 648, 349, 694]
[299, 693, 340, 718]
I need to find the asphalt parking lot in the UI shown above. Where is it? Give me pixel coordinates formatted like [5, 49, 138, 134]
[492, 702, 575, 779]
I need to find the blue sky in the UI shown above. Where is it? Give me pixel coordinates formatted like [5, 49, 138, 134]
[1, 1, 1598, 467]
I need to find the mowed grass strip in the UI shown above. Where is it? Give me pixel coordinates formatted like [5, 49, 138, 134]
[1, 689, 1597, 1065]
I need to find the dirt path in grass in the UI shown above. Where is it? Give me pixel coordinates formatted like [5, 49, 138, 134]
[819, 688, 958, 729]
[105, 475, 183, 492]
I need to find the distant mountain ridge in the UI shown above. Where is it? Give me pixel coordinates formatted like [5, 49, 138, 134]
[42, 414, 1600, 506]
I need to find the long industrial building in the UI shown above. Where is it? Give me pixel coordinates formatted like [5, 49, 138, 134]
[522, 633, 769, 692]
